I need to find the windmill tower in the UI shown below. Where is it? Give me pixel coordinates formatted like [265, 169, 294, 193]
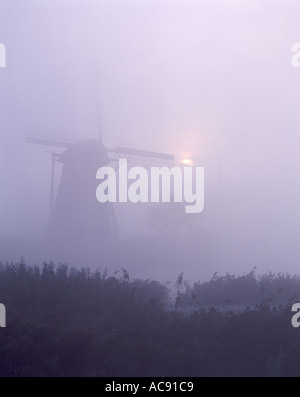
[26, 133, 175, 265]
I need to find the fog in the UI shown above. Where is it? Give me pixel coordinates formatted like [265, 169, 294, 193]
[1, 0, 300, 282]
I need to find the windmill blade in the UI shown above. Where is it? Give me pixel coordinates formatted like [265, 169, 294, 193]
[107, 146, 175, 168]
[26, 137, 73, 149]
[26, 127, 86, 149]
[94, 60, 103, 143]
[26, 136, 102, 152]
[108, 146, 174, 160]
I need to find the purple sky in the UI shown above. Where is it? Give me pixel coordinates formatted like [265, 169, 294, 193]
[0, 0, 300, 281]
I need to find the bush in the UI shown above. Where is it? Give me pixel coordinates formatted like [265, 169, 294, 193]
[0, 261, 298, 377]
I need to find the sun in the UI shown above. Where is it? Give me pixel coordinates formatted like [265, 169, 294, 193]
[181, 158, 193, 166]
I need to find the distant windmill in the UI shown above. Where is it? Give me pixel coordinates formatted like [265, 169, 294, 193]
[26, 129, 174, 264]
[26, 63, 175, 264]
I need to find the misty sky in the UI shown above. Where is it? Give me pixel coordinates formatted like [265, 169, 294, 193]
[0, 0, 300, 281]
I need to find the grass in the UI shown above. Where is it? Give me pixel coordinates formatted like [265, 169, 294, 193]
[0, 260, 299, 377]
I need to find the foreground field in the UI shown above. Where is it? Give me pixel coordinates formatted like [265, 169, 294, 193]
[0, 261, 299, 377]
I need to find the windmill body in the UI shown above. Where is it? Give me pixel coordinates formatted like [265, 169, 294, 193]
[27, 135, 174, 266]
[46, 139, 119, 264]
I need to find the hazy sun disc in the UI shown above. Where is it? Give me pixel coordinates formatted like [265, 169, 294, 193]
[181, 158, 193, 166]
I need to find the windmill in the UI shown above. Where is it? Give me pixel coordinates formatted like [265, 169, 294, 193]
[26, 62, 175, 264]
[26, 131, 175, 265]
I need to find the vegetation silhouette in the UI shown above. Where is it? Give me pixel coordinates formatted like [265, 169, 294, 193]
[0, 261, 299, 377]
